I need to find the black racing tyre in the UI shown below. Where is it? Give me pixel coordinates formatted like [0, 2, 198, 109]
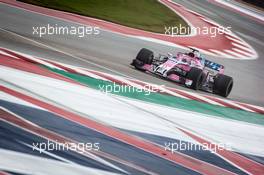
[213, 74, 233, 97]
[186, 67, 203, 90]
[136, 48, 153, 65]
[131, 59, 145, 71]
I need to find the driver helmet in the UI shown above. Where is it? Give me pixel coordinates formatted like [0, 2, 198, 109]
[188, 52, 195, 57]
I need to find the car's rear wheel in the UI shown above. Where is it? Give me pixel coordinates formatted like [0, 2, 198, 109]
[136, 48, 153, 64]
[213, 74, 233, 97]
[186, 67, 203, 90]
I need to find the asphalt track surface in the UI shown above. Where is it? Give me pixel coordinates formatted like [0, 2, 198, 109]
[0, 0, 263, 106]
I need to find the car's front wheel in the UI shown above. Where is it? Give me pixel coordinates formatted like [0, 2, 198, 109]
[136, 48, 154, 64]
[213, 74, 233, 97]
[186, 67, 203, 90]
[132, 48, 154, 70]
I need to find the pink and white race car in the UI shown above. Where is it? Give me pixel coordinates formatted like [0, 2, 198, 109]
[131, 48, 233, 97]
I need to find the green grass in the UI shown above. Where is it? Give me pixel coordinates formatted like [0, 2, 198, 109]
[19, 0, 189, 33]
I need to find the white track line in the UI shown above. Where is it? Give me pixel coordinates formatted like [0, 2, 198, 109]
[224, 32, 241, 39]
[217, 99, 255, 113]
[214, 0, 264, 22]
[235, 102, 264, 113]
[152, 85, 190, 99]
[209, 49, 234, 58]
[168, 88, 224, 106]
[246, 104, 264, 112]
[231, 42, 253, 52]
[0, 107, 40, 127]
[0, 50, 19, 59]
[20, 54, 65, 70]
[186, 9, 204, 17]
[0, 47, 65, 70]
[225, 35, 244, 44]
[103, 73, 147, 90]
[96, 72, 190, 98]
[40, 59, 111, 81]
[200, 18, 221, 28]
[203, 95, 256, 112]
[76, 68, 111, 82]
[232, 48, 252, 57]
[224, 50, 248, 58]
[133, 79, 222, 105]
[48, 61, 112, 82]
[130, 79, 189, 99]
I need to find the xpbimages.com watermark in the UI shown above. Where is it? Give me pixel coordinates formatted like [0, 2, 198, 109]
[164, 141, 231, 153]
[32, 24, 100, 37]
[98, 82, 165, 95]
[164, 24, 232, 37]
[32, 140, 100, 153]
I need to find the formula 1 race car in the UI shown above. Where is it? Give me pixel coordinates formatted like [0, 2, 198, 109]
[131, 48, 233, 97]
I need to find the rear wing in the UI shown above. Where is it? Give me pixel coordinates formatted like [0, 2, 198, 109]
[204, 59, 224, 73]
